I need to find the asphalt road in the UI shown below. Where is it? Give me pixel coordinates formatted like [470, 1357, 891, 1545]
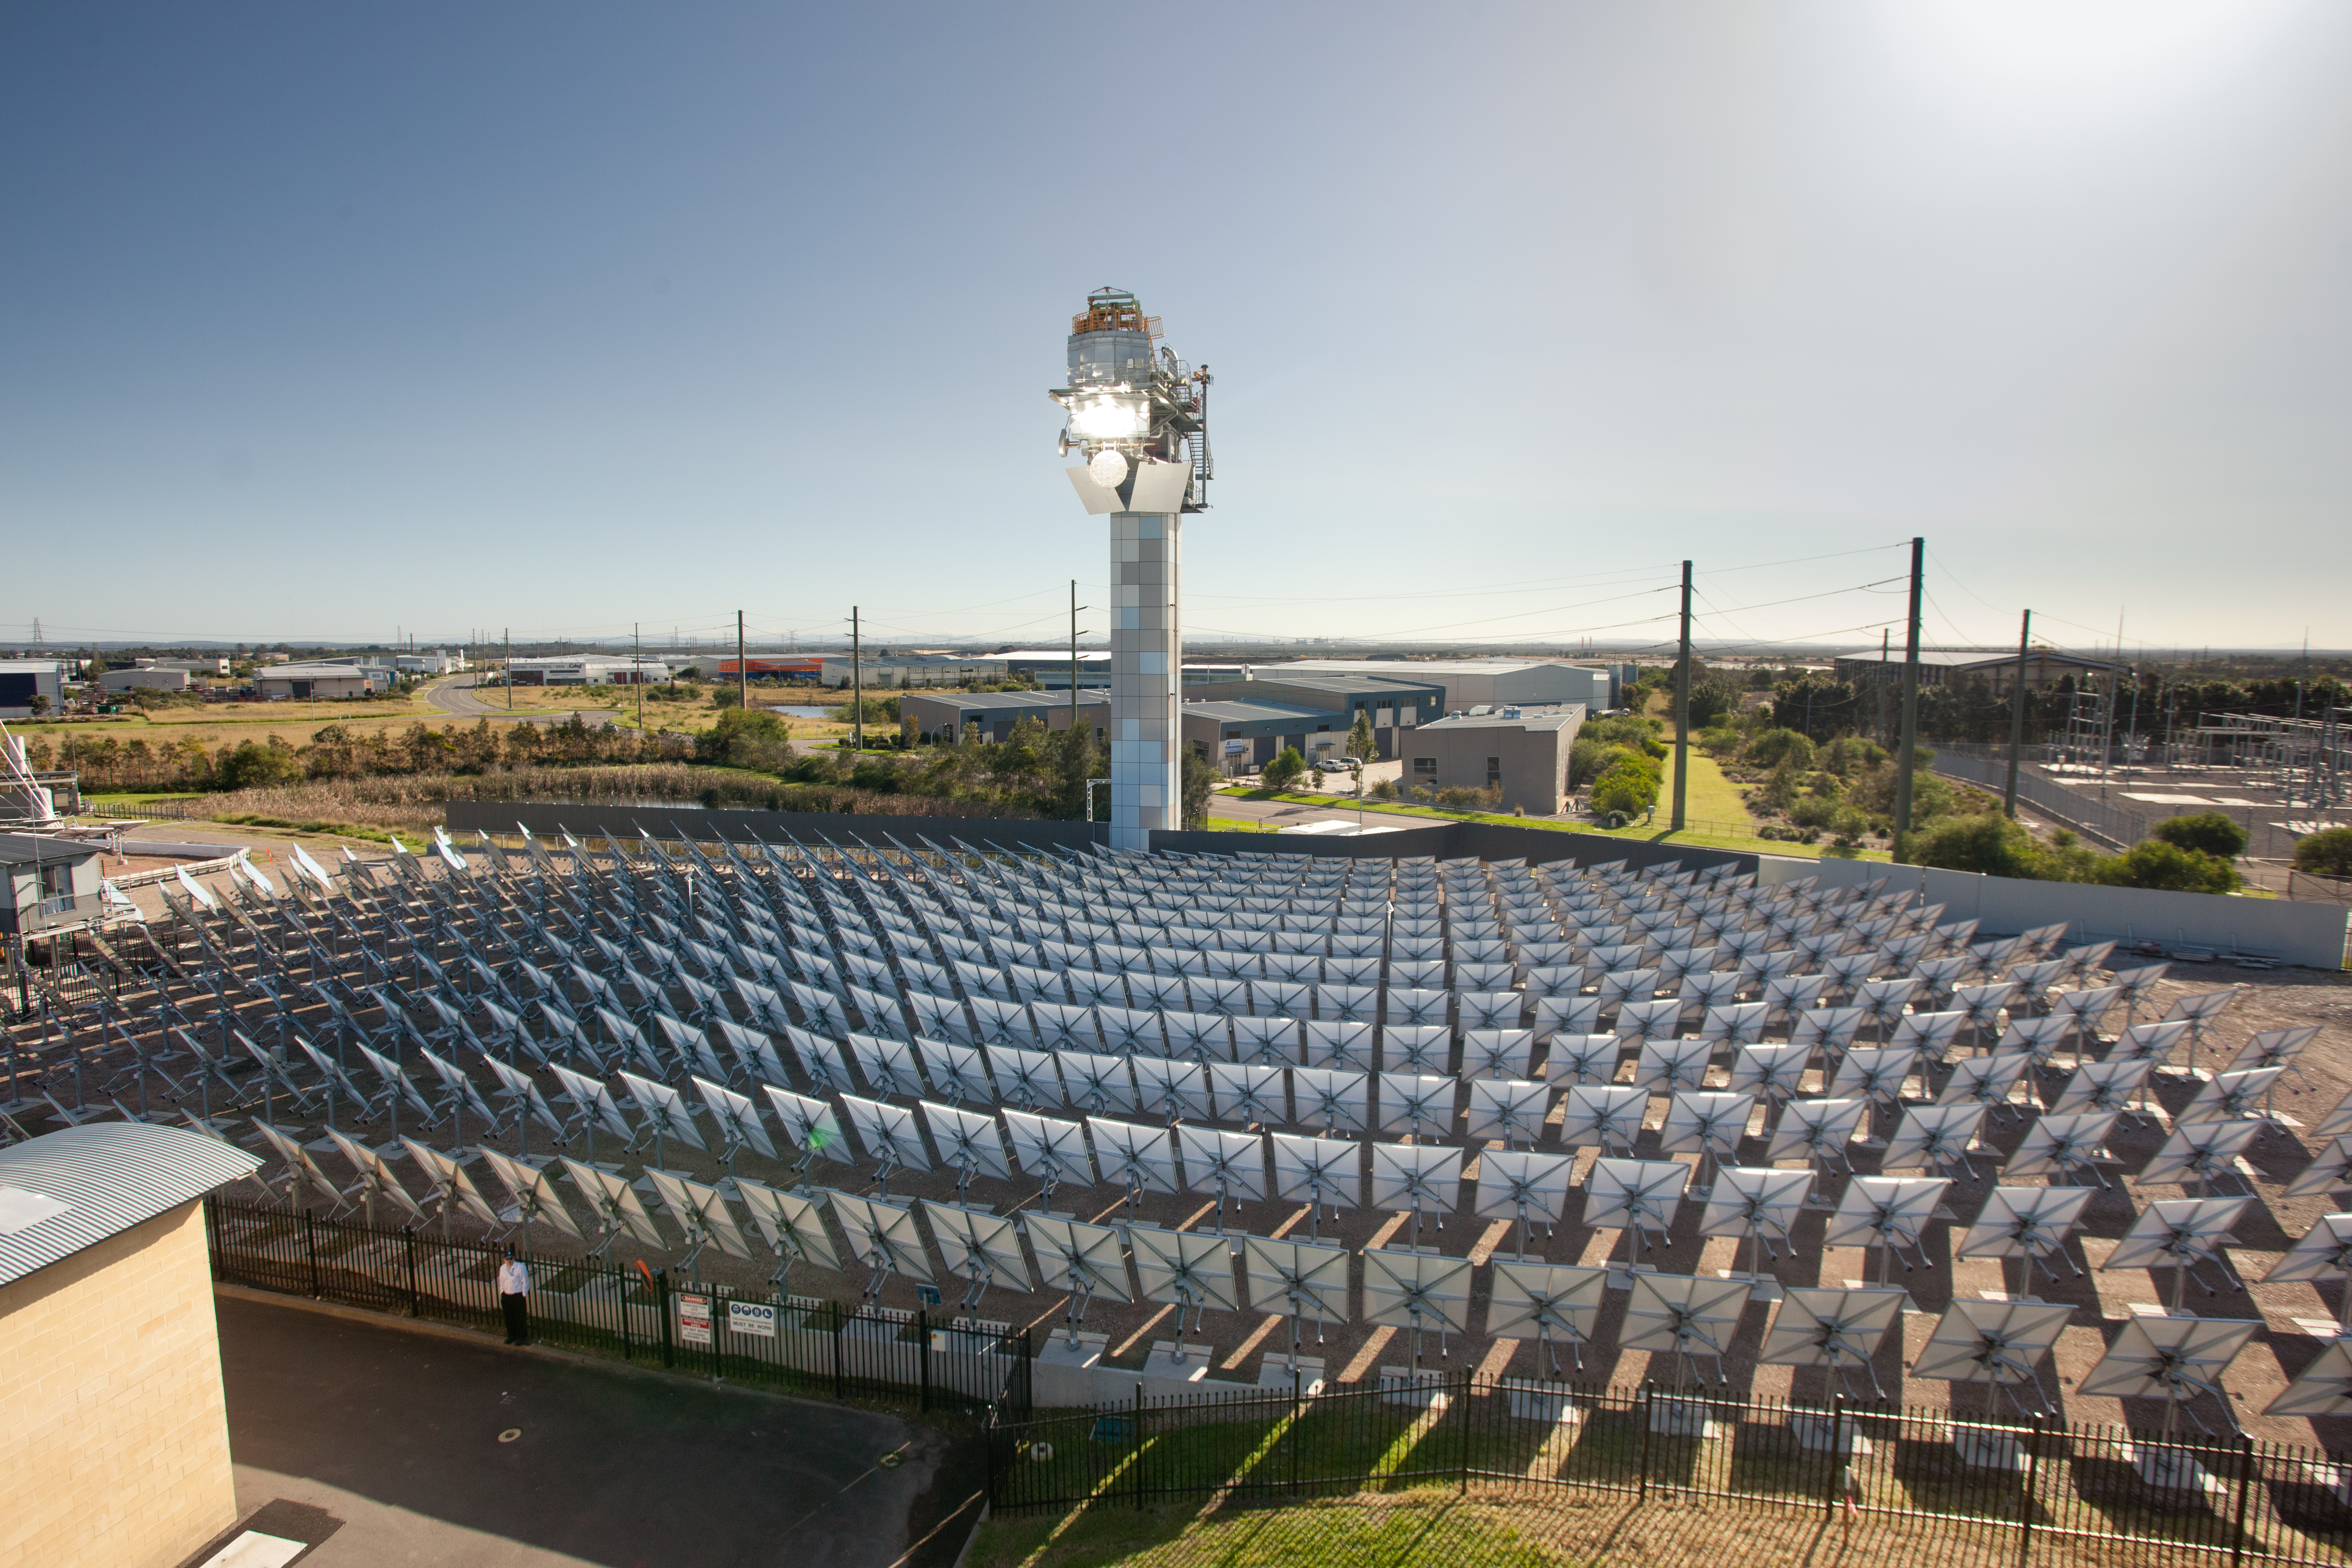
[210, 1293, 978, 1568]
[423, 674, 618, 727]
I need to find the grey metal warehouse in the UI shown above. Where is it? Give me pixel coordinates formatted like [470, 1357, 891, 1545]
[900, 689, 1108, 745]
[1405, 703, 1586, 815]
[1270, 657, 1630, 713]
[1176, 672, 1445, 761]
[1177, 699, 1338, 773]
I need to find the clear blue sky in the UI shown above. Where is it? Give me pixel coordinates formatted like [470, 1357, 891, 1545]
[4, 3, 2346, 657]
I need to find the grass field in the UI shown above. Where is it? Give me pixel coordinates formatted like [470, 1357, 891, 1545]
[1232, 746, 1893, 864]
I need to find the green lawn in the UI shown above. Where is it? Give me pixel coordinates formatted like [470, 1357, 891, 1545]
[1225, 745, 1891, 864]
[969, 1493, 1581, 1568]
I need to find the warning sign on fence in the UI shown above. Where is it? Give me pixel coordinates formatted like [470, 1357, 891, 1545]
[677, 1293, 712, 1345]
[727, 1300, 777, 1339]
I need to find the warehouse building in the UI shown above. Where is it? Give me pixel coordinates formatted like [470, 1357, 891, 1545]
[97, 668, 190, 694]
[507, 656, 670, 686]
[1405, 703, 1586, 815]
[1178, 699, 1338, 774]
[0, 660, 66, 719]
[1176, 672, 1446, 761]
[1269, 658, 1629, 713]
[901, 688, 1108, 745]
[249, 661, 390, 700]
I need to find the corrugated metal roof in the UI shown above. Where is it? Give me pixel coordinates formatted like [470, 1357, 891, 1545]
[0, 1122, 262, 1289]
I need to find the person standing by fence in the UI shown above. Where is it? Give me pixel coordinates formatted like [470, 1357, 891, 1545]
[498, 1247, 531, 1346]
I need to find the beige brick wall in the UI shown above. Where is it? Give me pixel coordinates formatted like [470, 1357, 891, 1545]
[0, 1201, 239, 1568]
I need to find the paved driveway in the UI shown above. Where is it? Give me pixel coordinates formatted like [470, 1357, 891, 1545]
[209, 1293, 979, 1568]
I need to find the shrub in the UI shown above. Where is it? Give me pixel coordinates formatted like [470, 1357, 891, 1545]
[1900, 812, 2047, 878]
[2295, 826, 2352, 878]
[2152, 812, 2248, 860]
[2092, 840, 2241, 894]
[1369, 778, 1399, 801]
[1590, 768, 1657, 818]
[1746, 729, 1815, 770]
[1695, 726, 1742, 758]
[1261, 747, 1307, 790]
[216, 739, 303, 791]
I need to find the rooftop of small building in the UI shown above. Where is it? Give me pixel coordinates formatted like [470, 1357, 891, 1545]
[902, 688, 1109, 712]
[1418, 702, 1586, 733]
[0, 1122, 261, 1290]
[1179, 699, 1332, 722]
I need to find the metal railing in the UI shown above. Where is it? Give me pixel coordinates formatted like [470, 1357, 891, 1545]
[986, 1373, 2349, 1566]
[206, 1198, 1031, 1417]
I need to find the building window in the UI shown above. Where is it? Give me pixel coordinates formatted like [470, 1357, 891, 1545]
[1487, 757, 1501, 786]
[1412, 757, 1437, 778]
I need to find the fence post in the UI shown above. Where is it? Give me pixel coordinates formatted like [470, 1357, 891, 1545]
[919, 1309, 931, 1414]
[2229, 1435, 2255, 1568]
[1290, 1368, 1302, 1498]
[2016, 1414, 2042, 1568]
[656, 1269, 674, 1370]
[1638, 1381, 1653, 1503]
[617, 1263, 632, 1359]
[1825, 1394, 1843, 1519]
[304, 1210, 321, 1298]
[1459, 1372, 1472, 1495]
[831, 1301, 845, 1400]
[1134, 1383, 1147, 1511]
[404, 1228, 419, 1316]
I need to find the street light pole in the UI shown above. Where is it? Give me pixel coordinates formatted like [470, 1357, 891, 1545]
[851, 607, 862, 753]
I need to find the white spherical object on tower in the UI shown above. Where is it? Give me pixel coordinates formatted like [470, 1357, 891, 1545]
[1088, 448, 1129, 489]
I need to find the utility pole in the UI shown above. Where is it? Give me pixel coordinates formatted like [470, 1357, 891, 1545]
[504, 628, 512, 710]
[635, 622, 644, 732]
[1671, 559, 1691, 831]
[737, 610, 747, 719]
[1876, 628, 1890, 747]
[851, 606, 862, 752]
[1070, 580, 1081, 735]
[1893, 537, 1925, 839]
[2004, 609, 2031, 818]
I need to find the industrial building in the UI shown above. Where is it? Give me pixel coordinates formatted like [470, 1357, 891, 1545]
[249, 662, 391, 700]
[0, 833, 105, 936]
[901, 688, 1108, 745]
[506, 656, 670, 686]
[97, 668, 190, 694]
[0, 1123, 261, 1568]
[393, 650, 468, 675]
[999, 649, 1110, 691]
[1269, 657, 1630, 714]
[0, 660, 66, 719]
[708, 656, 825, 684]
[134, 657, 230, 676]
[1405, 703, 1586, 815]
[1179, 699, 1343, 773]
[1829, 648, 2125, 694]
[1177, 672, 1446, 760]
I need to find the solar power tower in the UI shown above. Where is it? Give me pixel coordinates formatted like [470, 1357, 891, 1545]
[1051, 288, 1212, 849]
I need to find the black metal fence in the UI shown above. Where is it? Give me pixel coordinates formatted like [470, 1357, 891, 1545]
[1930, 746, 2152, 849]
[986, 1373, 2351, 1565]
[206, 1197, 1030, 1417]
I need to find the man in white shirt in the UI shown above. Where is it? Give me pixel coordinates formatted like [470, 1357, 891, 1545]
[497, 1247, 531, 1345]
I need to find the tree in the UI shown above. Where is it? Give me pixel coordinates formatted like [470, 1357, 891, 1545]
[2092, 840, 2241, 894]
[216, 739, 302, 791]
[2152, 812, 2248, 860]
[1685, 676, 1738, 730]
[1900, 812, 2046, 878]
[1346, 709, 1376, 761]
[1261, 747, 1308, 790]
[2292, 826, 2352, 878]
[698, 707, 797, 771]
[1746, 729, 1815, 770]
[1182, 751, 1217, 827]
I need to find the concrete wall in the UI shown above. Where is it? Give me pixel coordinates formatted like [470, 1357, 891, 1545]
[0, 1202, 239, 1568]
[1758, 854, 2351, 969]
